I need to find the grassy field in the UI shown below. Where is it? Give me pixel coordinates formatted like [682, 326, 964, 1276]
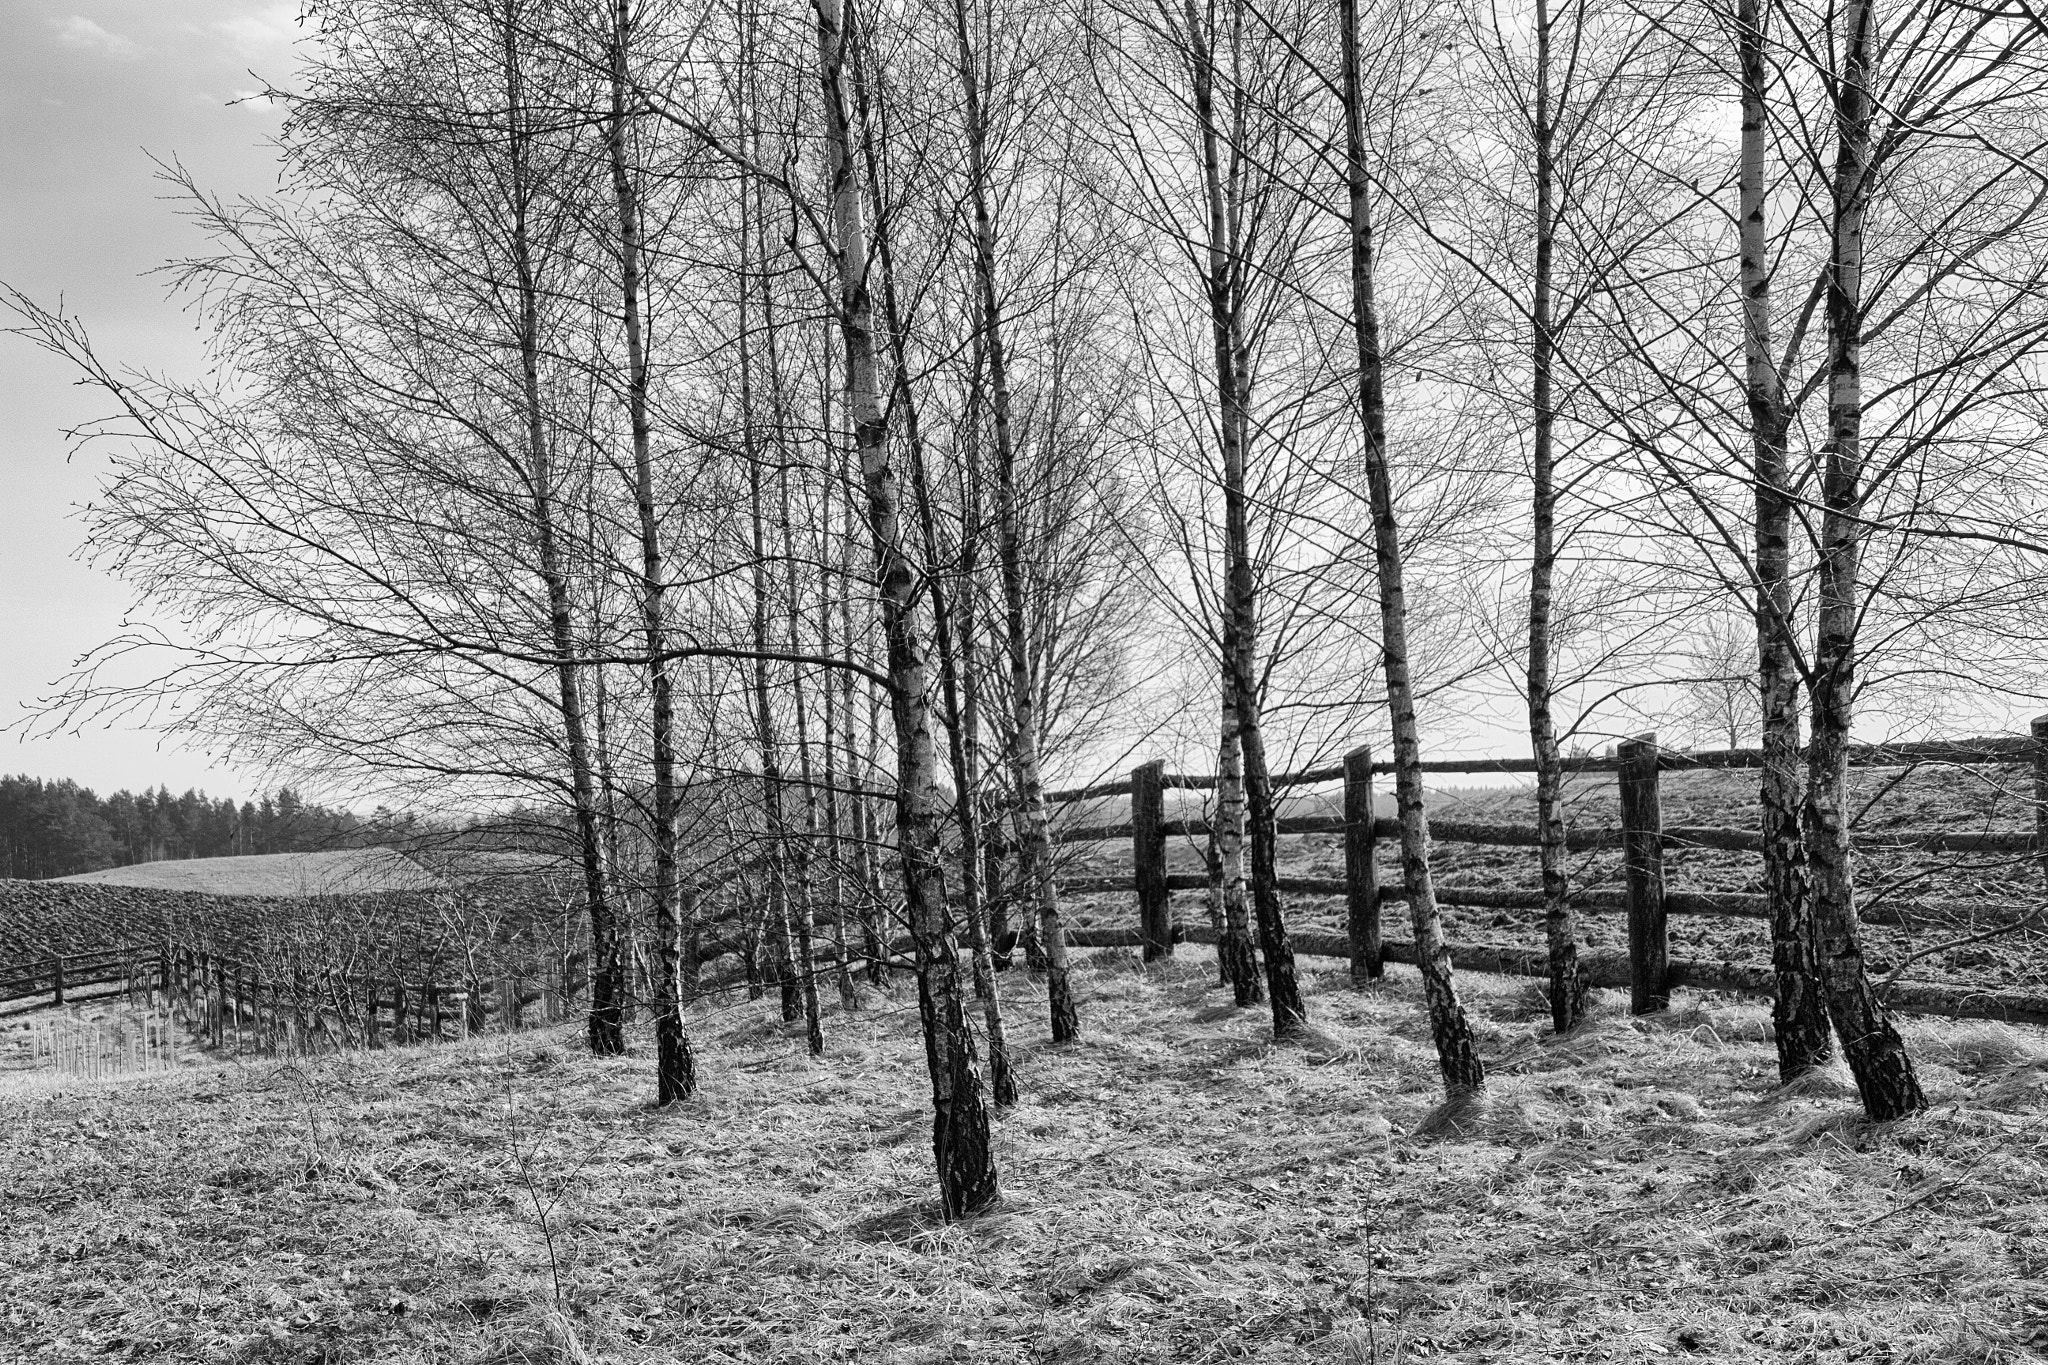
[52, 849, 444, 897]
[5, 949, 2046, 1363]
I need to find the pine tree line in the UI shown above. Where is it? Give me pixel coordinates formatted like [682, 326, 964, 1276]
[0, 776, 389, 880]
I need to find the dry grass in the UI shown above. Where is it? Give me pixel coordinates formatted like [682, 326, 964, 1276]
[51, 849, 443, 897]
[4, 952, 2046, 1363]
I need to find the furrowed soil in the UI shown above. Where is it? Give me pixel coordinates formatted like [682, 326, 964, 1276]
[5, 951, 2047, 1364]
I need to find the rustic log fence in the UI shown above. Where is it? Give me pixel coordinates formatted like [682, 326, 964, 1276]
[1039, 721, 2048, 1027]
[146, 942, 588, 1057]
[0, 945, 155, 1014]
[2, 939, 589, 1063]
[26, 1007, 181, 1080]
[14, 723, 2041, 1041]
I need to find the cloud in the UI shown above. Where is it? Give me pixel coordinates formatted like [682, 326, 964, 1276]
[212, 4, 303, 60]
[51, 15, 142, 60]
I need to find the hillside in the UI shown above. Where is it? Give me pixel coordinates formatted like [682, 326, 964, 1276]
[2, 950, 2043, 1362]
[0, 854, 580, 985]
[52, 848, 442, 896]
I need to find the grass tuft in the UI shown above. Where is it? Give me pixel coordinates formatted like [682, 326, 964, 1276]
[4, 949, 2045, 1363]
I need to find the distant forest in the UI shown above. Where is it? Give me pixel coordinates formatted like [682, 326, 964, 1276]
[0, 776, 388, 880]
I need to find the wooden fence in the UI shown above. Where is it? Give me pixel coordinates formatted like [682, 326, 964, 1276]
[0, 946, 152, 1013]
[27, 1008, 181, 1080]
[9, 720, 2043, 1039]
[1, 941, 586, 1060]
[145, 942, 584, 1057]
[1040, 719, 2048, 1027]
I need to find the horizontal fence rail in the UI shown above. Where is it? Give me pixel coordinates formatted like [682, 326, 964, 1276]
[0, 948, 150, 1011]
[9, 718, 2042, 1060]
[1043, 731, 2044, 804]
[1051, 813, 2041, 855]
[1054, 926, 2048, 1029]
[2, 941, 588, 1067]
[1043, 720, 2048, 1019]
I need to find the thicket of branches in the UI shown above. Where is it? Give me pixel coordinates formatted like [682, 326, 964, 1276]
[8, 0, 2048, 1212]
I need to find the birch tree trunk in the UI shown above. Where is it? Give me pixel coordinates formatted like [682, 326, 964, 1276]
[587, 621, 629, 1018]
[605, 0, 693, 1100]
[866, 99, 1020, 1101]
[1338, 0, 1483, 1096]
[741, 214, 801, 1030]
[1736, 0, 1832, 1081]
[1215, 683, 1260, 1004]
[816, 0, 998, 1215]
[1527, 0, 1586, 1034]
[820, 398, 860, 1011]
[1188, 0, 1304, 1035]
[1806, 0, 1924, 1120]
[958, 342, 1011, 971]
[501, 10, 622, 1058]
[840, 485, 887, 987]
[909, 415, 1020, 1104]
[781, 460, 826, 1056]
[951, 0, 1077, 1044]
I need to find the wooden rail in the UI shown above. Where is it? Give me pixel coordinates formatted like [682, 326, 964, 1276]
[0, 947, 148, 1011]
[1046, 721, 2048, 1019]
[1057, 926, 2048, 1028]
[3, 940, 588, 1062]
[147, 942, 582, 1056]
[1043, 731, 2040, 804]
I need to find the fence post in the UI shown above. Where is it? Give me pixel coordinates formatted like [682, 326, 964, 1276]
[212, 957, 227, 1049]
[1344, 746, 1381, 983]
[255, 973, 272, 1055]
[2033, 714, 2048, 885]
[1618, 733, 1669, 1013]
[427, 979, 442, 1042]
[51, 955, 64, 1008]
[1132, 759, 1171, 959]
[446, 988, 471, 1041]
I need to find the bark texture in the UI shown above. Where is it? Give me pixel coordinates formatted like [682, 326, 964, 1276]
[1527, 0, 1586, 1034]
[1736, 0, 1832, 1080]
[606, 0, 693, 1100]
[957, 19, 1079, 1040]
[1188, 0, 1304, 1036]
[816, 0, 999, 1215]
[1807, 0, 1925, 1121]
[500, 15, 621, 1058]
[1339, 0, 1483, 1095]
[1216, 679, 1261, 1003]
[886, 193, 1020, 1106]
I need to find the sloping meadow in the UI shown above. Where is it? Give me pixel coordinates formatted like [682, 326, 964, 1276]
[2, 950, 2044, 1363]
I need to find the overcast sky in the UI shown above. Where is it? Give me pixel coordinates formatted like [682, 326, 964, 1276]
[1, 2, 306, 798]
